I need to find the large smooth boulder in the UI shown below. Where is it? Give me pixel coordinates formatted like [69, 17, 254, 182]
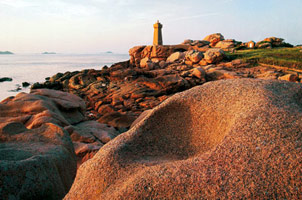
[65, 79, 302, 199]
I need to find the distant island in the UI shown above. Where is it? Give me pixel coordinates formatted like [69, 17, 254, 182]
[42, 52, 56, 54]
[0, 51, 13, 54]
[105, 51, 113, 54]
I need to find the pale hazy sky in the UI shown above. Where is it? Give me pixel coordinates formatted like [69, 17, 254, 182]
[0, 0, 301, 54]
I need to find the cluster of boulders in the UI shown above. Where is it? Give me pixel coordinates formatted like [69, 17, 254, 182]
[182, 33, 240, 52]
[183, 33, 293, 50]
[183, 33, 242, 51]
[0, 89, 118, 199]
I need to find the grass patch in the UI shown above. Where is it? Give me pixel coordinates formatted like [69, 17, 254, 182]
[226, 47, 302, 69]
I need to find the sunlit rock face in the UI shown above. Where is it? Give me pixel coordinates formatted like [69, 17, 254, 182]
[65, 79, 302, 199]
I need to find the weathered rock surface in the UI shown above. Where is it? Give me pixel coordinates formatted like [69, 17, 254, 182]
[33, 61, 209, 130]
[65, 79, 302, 199]
[0, 89, 120, 199]
[0, 123, 76, 200]
[1, 89, 86, 129]
[32, 42, 300, 133]
[0, 89, 82, 199]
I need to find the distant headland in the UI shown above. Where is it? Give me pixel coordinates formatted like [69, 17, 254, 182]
[42, 52, 56, 54]
[0, 51, 13, 54]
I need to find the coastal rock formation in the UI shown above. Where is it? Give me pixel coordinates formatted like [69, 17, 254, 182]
[0, 123, 76, 200]
[65, 79, 302, 199]
[0, 89, 119, 199]
[32, 43, 300, 133]
[33, 60, 210, 130]
[1, 89, 86, 129]
[30, 33, 297, 134]
[129, 45, 190, 67]
[0, 89, 82, 199]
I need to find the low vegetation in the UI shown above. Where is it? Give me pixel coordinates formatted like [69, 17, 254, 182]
[227, 47, 302, 69]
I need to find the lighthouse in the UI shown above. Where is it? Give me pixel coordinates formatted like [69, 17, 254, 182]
[153, 20, 163, 46]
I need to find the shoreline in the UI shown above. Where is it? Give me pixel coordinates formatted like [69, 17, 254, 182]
[0, 53, 129, 101]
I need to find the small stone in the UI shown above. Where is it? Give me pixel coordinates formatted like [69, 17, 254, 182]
[192, 67, 206, 80]
[22, 82, 30, 87]
[278, 74, 298, 82]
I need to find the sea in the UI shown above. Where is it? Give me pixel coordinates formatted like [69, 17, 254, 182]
[0, 53, 129, 101]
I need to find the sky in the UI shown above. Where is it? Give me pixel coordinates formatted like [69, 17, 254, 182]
[0, 0, 301, 54]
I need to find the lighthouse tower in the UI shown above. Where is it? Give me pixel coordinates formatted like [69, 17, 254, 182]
[153, 20, 163, 46]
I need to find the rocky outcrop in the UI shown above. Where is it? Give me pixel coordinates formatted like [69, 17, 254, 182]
[0, 89, 120, 199]
[0, 89, 82, 199]
[1, 89, 86, 129]
[33, 61, 211, 130]
[0, 122, 76, 200]
[65, 79, 302, 199]
[32, 43, 301, 133]
[129, 45, 190, 67]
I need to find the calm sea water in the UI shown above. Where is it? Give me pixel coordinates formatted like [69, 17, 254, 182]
[0, 53, 129, 101]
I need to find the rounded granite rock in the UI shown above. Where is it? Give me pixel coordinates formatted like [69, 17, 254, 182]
[65, 79, 302, 199]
